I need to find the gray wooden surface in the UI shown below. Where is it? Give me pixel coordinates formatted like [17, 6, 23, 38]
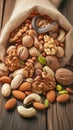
[0, 0, 73, 130]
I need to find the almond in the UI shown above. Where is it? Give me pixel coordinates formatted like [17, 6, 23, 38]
[66, 87, 73, 94]
[56, 94, 70, 102]
[5, 98, 16, 110]
[19, 82, 31, 91]
[33, 102, 46, 110]
[0, 76, 11, 83]
[46, 90, 56, 103]
[12, 90, 26, 100]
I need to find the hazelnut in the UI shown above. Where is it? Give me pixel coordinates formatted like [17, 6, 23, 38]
[22, 35, 33, 47]
[17, 46, 29, 61]
[34, 62, 43, 70]
[29, 47, 40, 57]
[46, 56, 60, 71]
[35, 69, 42, 76]
[56, 46, 64, 58]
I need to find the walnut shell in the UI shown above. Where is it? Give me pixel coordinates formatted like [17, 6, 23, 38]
[29, 47, 40, 57]
[55, 68, 73, 85]
[17, 46, 29, 61]
[22, 35, 33, 47]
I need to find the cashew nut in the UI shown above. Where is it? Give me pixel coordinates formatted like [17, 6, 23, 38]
[23, 93, 41, 105]
[57, 29, 65, 42]
[17, 106, 36, 118]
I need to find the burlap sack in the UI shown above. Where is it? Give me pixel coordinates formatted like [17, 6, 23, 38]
[0, 0, 73, 67]
[50, 0, 63, 8]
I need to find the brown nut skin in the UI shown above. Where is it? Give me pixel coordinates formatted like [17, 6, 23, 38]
[17, 46, 29, 61]
[34, 62, 43, 70]
[55, 68, 73, 85]
[12, 90, 26, 100]
[22, 35, 33, 47]
[46, 90, 56, 103]
[56, 94, 70, 102]
[35, 69, 42, 76]
[33, 102, 46, 110]
[5, 98, 17, 110]
[0, 76, 11, 83]
[46, 56, 60, 71]
[19, 82, 31, 91]
[66, 87, 73, 94]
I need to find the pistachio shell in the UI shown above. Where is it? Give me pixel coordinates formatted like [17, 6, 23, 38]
[11, 75, 23, 89]
[43, 66, 54, 77]
[1, 83, 11, 97]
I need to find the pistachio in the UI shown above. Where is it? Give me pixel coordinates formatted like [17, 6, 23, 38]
[26, 78, 34, 83]
[56, 84, 62, 91]
[11, 75, 23, 89]
[44, 99, 49, 107]
[13, 68, 24, 77]
[43, 66, 54, 77]
[58, 90, 68, 94]
[38, 56, 46, 65]
[1, 83, 11, 97]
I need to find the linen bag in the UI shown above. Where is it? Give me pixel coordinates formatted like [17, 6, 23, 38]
[0, 0, 73, 66]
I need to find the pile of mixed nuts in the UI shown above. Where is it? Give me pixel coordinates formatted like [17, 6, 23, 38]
[0, 12, 73, 118]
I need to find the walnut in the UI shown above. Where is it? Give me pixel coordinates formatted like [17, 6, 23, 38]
[32, 72, 56, 93]
[5, 55, 20, 72]
[9, 24, 28, 43]
[7, 46, 17, 56]
[42, 72, 56, 90]
[55, 68, 73, 85]
[23, 62, 34, 78]
[44, 35, 57, 55]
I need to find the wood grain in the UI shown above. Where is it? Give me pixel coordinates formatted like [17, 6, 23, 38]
[0, 0, 4, 32]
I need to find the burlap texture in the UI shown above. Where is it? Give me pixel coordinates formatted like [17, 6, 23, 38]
[50, 0, 63, 8]
[0, 0, 73, 66]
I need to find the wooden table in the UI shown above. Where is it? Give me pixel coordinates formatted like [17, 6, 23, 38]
[0, 0, 73, 130]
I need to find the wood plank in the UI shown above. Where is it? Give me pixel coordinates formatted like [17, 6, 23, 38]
[0, 0, 4, 32]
